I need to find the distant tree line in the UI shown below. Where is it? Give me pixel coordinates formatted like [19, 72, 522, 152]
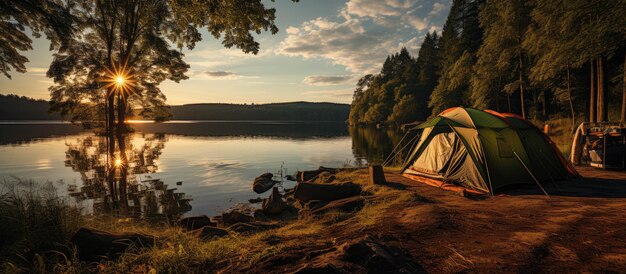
[170, 102, 349, 121]
[0, 94, 61, 120]
[0, 94, 349, 121]
[350, 0, 626, 127]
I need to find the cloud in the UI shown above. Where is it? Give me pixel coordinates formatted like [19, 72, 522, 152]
[301, 89, 354, 103]
[277, 0, 451, 74]
[26, 67, 48, 77]
[186, 70, 258, 80]
[205, 71, 235, 78]
[278, 17, 398, 74]
[303, 75, 353, 86]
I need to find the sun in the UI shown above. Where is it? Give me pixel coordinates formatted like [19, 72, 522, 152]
[100, 61, 136, 98]
[114, 157, 123, 168]
[115, 76, 125, 86]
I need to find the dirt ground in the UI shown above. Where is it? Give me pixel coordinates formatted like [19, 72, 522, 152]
[231, 166, 626, 273]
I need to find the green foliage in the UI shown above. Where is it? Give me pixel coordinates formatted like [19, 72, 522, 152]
[47, 0, 296, 124]
[428, 0, 484, 117]
[470, 0, 531, 110]
[352, 0, 626, 123]
[349, 47, 435, 126]
[0, 0, 75, 79]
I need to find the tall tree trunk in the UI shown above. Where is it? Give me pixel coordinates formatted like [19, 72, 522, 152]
[590, 59, 596, 123]
[518, 52, 526, 119]
[117, 94, 126, 134]
[106, 88, 116, 205]
[116, 131, 128, 212]
[621, 53, 626, 122]
[597, 57, 607, 122]
[567, 64, 575, 127]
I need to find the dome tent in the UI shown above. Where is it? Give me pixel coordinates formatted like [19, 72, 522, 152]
[401, 107, 578, 194]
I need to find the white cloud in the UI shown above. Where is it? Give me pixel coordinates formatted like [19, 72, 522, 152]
[278, 17, 399, 74]
[303, 75, 353, 86]
[187, 70, 258, 80]
[27, 67, 48, 73]
[277, 0, 451, 75]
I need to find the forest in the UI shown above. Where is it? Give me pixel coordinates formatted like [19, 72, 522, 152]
[0, 94, 349, 121]
[349, 0, 626, 127]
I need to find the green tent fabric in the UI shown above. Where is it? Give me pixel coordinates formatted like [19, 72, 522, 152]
[402, 107, 577, 194]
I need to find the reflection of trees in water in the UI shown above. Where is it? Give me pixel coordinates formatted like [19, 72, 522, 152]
[64, 133, 191, 221]
[350, 127, 418, 166]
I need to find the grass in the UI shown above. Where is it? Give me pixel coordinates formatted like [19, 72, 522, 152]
[0, 178, 83, 273]
[0, 171, 415, 273]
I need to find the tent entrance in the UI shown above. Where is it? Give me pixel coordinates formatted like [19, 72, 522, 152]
[404, 131, 488, 192]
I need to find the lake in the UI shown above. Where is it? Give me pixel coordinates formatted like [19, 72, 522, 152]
[0, 121, 407, 218]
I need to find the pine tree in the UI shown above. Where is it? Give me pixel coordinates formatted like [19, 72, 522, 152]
[429, 0, 484, 116]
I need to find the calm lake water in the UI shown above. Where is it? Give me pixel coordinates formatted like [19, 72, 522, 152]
[0, 121, 405, 218]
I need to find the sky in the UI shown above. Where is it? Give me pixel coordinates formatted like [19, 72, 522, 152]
[0, 0, 451, 105]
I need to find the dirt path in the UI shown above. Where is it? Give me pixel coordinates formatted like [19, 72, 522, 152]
[379, 168, 626, 272]
[234, 167, 626, 273]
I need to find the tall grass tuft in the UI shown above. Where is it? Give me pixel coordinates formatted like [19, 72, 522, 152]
[0, 178, 83, 272]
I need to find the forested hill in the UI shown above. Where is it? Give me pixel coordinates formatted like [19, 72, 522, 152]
[350, 0, 626, 127]
[0, 95, 349, 121]
[170, 102, 349, 121]
[0, 94, 61, 120]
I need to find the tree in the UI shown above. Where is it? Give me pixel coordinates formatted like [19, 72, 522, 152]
[0, 0, 74, 78]
[415, 31, 440, 116]
[48, 0, 296, 130]
[349, 47, 429, 126]
[524, 0, 626, 122]
[470, 0, 531, 117]
[429, 0, 484, 117]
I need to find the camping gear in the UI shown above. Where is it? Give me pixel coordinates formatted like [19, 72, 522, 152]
[570, 122, 626, 169]
[401, 107, 578, 195]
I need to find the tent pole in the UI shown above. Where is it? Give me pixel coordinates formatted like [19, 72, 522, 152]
[445, 122, 494, 196]
[477, 134, 495, 197]
[399, 133, 422, 167]
[513, 151, 550, 197]
[382, 130, 411, 166]
[384, 131, 421, 167]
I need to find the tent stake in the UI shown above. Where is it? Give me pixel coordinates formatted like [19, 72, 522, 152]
[513, 151, 549, 197]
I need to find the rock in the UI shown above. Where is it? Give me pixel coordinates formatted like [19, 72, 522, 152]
[253, 173, 280, 194]
[188, 226, 229, 240]
[229, 222, 279, 234]
[249, 197, 264, 204]
[177, 215, 215, 231]
[262, 187, 287, 215]
[300, 196, 365, 217]
[222, 210, 254, 226]
[293, 182, 362, 202]
[70, 227, 155, 261]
